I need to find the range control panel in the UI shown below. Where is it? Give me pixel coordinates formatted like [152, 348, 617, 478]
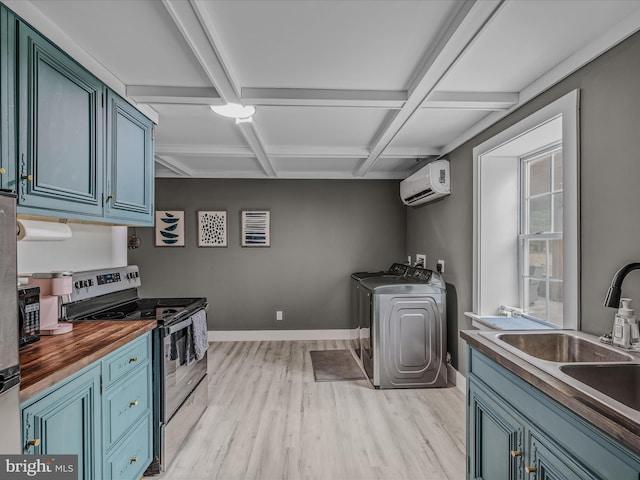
[70, 265, 141, 302]
[96, 272, 121, 285]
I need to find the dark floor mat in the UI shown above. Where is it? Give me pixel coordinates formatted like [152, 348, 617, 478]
[310, 349, 366, 382]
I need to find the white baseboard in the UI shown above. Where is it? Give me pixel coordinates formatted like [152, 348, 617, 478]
[448, 364, 466, 394]
[208, 329, 357, 342]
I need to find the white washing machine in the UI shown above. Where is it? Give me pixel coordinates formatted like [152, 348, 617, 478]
[359, 267, 447, 389]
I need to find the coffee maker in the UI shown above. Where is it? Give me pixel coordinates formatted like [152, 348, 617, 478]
[27, 272, 73, 335]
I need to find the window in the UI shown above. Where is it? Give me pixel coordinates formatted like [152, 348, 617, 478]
[520, 145, 563, 325]
[473, 90, 579, 330]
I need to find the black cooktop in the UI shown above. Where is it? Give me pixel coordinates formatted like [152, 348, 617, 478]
[80, 297, 207, 324]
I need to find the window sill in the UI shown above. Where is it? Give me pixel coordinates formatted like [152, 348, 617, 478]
[464, 312, 559, 331]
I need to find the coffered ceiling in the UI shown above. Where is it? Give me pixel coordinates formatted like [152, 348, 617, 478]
[7, 0, 640, 179]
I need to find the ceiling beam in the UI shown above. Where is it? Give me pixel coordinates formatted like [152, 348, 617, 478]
[126, 85, 221, 105]
[155, 145, 256, 158]
[127, 85, 516, 111]
[242, 88, 406, 108]
[161, 0, 238, 102]
[155, 144, 439, 160]
[355, 0, 505, 177]
[422, 91, 518, 110]
[161, 0, 277, 177]
[154, 156, 195, 177]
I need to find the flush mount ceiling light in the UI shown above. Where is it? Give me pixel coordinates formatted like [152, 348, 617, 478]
[210, 103, 255, 124]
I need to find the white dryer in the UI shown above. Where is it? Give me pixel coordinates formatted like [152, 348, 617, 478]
[359, 267, 447, 389]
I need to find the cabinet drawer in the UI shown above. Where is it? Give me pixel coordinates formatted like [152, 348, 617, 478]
[103, 414, 152, 480]
[103, 334, 150, 387]
[103, 362, 151, 451]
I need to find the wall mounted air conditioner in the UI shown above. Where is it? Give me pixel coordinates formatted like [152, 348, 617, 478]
[400, 159, 450, 206]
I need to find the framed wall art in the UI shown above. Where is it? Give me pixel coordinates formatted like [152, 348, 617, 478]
[155, 210, 185, 246]
[241, 210, 270, 247]
[198, 210, 228, 247]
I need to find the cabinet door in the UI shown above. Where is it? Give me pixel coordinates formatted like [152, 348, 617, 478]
[105, 90, 154, 226]
[0, 7, 15, 191]
[468, 380, 524, 480]
[17, 20, 103, 217]
[22, 364, 101, 480]
[527, 433, 598, 480]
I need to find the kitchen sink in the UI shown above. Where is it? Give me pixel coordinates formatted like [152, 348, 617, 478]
[495, 332, 635, 363]
[560, 364, 640, 411]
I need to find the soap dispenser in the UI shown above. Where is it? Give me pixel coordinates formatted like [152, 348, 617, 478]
[613, 298, 636, 349]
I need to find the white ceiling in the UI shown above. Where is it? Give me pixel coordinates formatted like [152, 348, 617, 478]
[9, 0, 640, 179]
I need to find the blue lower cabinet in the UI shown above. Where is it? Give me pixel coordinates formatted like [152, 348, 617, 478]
[467, 346, 640, 480]
[468, 380, 524, 480]
[21, 332, 152, 480]
[22, 364, 101, 480]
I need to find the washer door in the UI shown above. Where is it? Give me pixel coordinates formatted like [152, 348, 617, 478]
[379, 295, 447, 388]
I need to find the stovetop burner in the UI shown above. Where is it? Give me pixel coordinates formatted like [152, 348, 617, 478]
[90, 311, 127, 320]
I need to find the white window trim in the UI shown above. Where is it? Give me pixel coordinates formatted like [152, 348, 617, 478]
[472, 89, 580, 330]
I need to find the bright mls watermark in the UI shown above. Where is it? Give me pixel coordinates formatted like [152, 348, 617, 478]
[0, 456, 77, 480]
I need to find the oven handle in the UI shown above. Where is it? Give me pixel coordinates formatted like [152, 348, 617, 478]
[167, 316, 193, 335]
[165, 307, 206, 335]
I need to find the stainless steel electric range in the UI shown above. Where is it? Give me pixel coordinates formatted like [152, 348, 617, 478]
[63, 265, 208, 474]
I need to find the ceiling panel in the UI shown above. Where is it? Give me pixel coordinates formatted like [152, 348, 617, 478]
[273, 157, 361, 176]
[29, 0, 211, 87]
[201, 0, 463, 90]
[255, 106, 392, 148]
[389, 109, 490, 151]
[438, 0, 640, 92]
[158, 156, 265, 177]
[369, 157, 423, 176]
[152, 104, 248, 147]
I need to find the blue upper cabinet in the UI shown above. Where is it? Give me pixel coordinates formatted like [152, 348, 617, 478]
[16, 19, 104, 219]
[9, 10, 154, 225]
[0, 6, 15, 191]
[105, 90, 154, 226]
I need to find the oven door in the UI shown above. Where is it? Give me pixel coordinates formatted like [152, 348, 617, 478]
[161, 315, 208, 422]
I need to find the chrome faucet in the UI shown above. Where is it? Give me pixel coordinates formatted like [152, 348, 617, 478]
[604, 263, 640, 308]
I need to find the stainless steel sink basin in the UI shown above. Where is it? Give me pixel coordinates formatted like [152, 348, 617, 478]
[560, 364, 640, 410]
[496, 332, 635, 363]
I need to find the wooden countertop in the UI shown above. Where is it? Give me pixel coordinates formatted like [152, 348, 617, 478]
[461, 329, 640, 455]
[19, 320, 156, 403]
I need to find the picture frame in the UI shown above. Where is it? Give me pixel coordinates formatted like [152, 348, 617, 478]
[155, 210, 185, 247]
[241, 210, 270, 247]
[198, 210, 228, 247]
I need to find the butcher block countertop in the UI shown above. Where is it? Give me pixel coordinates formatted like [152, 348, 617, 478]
[19, 320, 156, 402]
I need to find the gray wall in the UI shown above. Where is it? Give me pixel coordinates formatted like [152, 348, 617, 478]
[129, 178, 406, 331]
[407, 31, 640, 373]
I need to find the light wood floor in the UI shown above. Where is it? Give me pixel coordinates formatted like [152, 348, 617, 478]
[161, 340, 466, 480]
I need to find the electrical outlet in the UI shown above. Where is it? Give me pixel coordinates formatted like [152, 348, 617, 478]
[437, 259, 445, 273]
[416, 254, 426, 267]
[276, 310, 283, 321]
